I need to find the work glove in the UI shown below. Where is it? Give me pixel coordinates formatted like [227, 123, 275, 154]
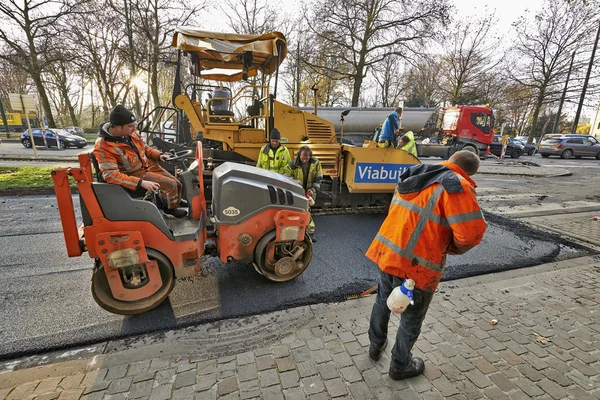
[305, 191, 315, 206]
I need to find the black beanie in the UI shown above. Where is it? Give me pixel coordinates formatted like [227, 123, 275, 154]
[110, 105, 137, 126]
[270, 128, 281, 140]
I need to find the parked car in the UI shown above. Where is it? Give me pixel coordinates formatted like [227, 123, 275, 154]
[20, 128, 87, 149]
[513, 139, 538, 156]
[538, 134, 600, 159]
[64, 126, 84, 135]
[515, 135, 537, 145]
[489, 135, 524, 158]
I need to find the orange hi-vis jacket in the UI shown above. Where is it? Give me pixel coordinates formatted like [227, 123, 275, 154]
[93, 124, 162, 191]
[366, 161, 487, 292]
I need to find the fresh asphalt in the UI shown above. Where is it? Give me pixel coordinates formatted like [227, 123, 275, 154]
[0, 192, 588, 360]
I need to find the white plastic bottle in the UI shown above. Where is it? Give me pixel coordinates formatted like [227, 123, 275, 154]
[387, 279, 415, 314]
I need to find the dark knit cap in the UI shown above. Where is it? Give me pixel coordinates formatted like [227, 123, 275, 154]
[270, 128, 281, 140]
[110, 105, 137, 126]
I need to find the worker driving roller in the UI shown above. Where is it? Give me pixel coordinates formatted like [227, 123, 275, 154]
[94, 105, 187, 218]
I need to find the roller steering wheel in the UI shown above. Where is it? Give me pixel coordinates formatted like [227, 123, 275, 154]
[162, 149, 193, 162]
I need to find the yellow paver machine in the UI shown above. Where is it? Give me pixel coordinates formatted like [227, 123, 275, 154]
[140, 28, 420, 211]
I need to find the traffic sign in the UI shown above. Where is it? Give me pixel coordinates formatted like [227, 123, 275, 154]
[8, 93, 36, 112]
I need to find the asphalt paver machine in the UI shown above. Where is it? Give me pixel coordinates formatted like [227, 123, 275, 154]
[52, 143, 313, 314]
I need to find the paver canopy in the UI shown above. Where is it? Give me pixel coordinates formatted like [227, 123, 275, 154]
[171, 27, 288, 82]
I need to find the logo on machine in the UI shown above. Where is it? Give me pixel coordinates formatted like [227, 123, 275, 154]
[223, 206, 241, 216]
[354, 163, 413, 184]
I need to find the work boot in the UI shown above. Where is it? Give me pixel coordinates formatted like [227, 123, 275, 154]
[179, 199, 189, 207]
[388, 357, 425, 381]
[308, 233, 317, 243]
[368, 339, 387, 361]
[164, 208, 187, 218]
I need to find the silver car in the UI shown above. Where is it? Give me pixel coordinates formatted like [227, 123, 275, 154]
[539, 134, 600, 159]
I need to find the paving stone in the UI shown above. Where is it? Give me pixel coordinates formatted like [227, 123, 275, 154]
[195, 373, 217, 391]
[571, 348, 600, 363]
[513, 377, 545, 397]
[237, 351, 256, 366]
[273, 345, 291, 359]
[129, 380, 154, 399]
[449, 355, 474, 372]
[307, 392, 329, 400]
[276, 355, 296, 372]
[105, 364, 129, 381]
[283, 387, 306, 400]
[394, 386, 422, 400]
[218, 376, 239, 396]
[431, 376, 460, 397]
[33, 377, 62, 395]
[352, 354, 376, 372]
[404, 374, 433, 393]
[361, 368, 384, 389]
[82, 369, 108, 387]
[57, 389, 85, 400]
[280, 370, 300, 389]
[132, 371, 155, 383]
[465, 369, 493, 389]
[256, 355, 276, 371]
[149, 383, 172, 400]
[301, 376, 325, 395]
[317, 362, 339, 380]
[262, 385, 284, 400]
[148, 358, 171, 373]
[541, 368, 573, 386]
[454, 380, 484, 400]
[325, 341, 345, 354]
[128, 360, 152, 376]
[338, 332, 356, 343]
[331, 352, 353, 368]
[488, 372, 516, 392]
[35, 392, 60, 400]
[239, 379, 260, 399]
[175, 369, 197, 389]
[482, 386, 510, 400]
[173, 385, 195, 399]
[197, 360, 217, 375]
[238, 363, 259, 382]
[155, 368, 176, 385]
[324, 378, 347, 397]
[536, 378, 568, 400]
[347, 381, 373, 400]
[423, 364, 443, 380]
[439, 362, 463, 382]
[259, 368, 280, 387]
[82, 381, 110, 395]
[339, 365, 362, 383]
[498, 349, 522, 365]
[311, 349, 332, 364]
[106, 376, 133, 395]
[343, 341, 363, 356]
[292, 347, 312, 363]
[297, 360, 319, 378]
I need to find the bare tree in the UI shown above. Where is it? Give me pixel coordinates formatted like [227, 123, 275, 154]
[0, 56, 31, 109]
[439, 12, 502, 106]
[509, 0, 600, 142]
[0, 0, 84, 128]
[125, 0, 204, 109]
[403, 57, 443, 108]
[304, 0, 450, 107]
[371, 55, 405, 107]
[221, 0, 277, 35]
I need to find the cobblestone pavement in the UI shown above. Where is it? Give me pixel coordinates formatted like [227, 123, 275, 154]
[1, 256, 599, 400]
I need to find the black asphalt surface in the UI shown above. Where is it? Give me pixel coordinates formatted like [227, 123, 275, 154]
[0, 193, 588, 360]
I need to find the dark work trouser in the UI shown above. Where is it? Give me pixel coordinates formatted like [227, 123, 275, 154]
[368, 269, 435, 368]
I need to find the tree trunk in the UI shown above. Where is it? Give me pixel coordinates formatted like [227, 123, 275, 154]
[351, 65, 364, 107]
[31, 73, 56, 128]
[529, 90, 546, 138]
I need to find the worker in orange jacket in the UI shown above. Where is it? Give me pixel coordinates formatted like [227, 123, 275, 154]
[93, 105, 186, 218]
[366, 150, 487, 380]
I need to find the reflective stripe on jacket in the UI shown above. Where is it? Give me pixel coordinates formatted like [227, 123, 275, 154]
[283, 157, 323, 192]
[366, 162, 487, 292]
[256, 144, 291, 174]
[93, 128, 162, 191]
